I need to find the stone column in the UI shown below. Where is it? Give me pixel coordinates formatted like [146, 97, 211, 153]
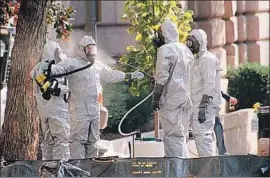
[223, 1, 239, 69]
[234, 1, 269, 66]
[245, 1, 269, 66]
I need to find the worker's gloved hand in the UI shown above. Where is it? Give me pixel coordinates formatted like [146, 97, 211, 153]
[150, 77, 155, 89]
[131, 70, 144, 80]
[152, 83, 164, 111]
[198, 107, 206, 123]
[198, 95, 212, 124]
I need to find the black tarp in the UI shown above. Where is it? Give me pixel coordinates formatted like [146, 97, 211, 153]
[1, 155, 270, 177]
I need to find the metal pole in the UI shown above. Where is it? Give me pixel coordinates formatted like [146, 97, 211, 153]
[0, 85, 1, 133]
[85, 0, 97, 42]
[154, 110, 160, 139]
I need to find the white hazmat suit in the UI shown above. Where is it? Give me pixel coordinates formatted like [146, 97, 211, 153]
[154, 19, 194, 159]
[30, 40, 70, 161]
[189, 29, 222, 157]
[48, 36, 144, 159]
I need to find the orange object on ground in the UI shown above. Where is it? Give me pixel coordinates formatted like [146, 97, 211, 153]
[98, 93, 108, 129]
[98, 93, 103, 106]
[258, 138, 270, 156]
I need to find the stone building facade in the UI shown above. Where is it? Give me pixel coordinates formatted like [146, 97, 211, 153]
[55, 1, 269, 114]
[59, 1, 269, 67]
[190, 1, 269, 69]
[186, 1, 269, 113]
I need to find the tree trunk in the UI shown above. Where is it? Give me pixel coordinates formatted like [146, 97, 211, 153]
[0, 0, 52, 160]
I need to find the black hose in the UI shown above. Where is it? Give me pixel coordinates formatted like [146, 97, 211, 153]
[50, 62, 95, 78]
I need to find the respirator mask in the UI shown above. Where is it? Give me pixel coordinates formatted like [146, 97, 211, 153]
[186, 35, 200, 54]
[153, 27, 165, 48]
[84, 44, 97, 63]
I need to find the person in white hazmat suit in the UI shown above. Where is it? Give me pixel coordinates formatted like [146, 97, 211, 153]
[152, 19, 194, 159]
[30, 40, 70, 161]
[46, 35, 144, 159]
[185, 29, 222, 157]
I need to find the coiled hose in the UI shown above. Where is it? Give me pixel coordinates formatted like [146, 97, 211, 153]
[116, 62, 155, 137]
[118, 90, 154, 136]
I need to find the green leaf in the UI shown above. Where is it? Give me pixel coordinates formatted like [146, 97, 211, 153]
[122, 13, 128, 19]
[135, 33, 142, 41]
[186, 10, 194, 16]
[129, 87, 140, 97]
[66, 24, 72, 31]
[170, 1, 177, 7]
[53, 21, 59, 28]
[127, 26, 135, 34]
[142, 12, 148, 17]
[119, 55, 128, 63]
[126, 46, 135, 52]
[56, 33, 62, 39]
[184, 11, 193, 18]
[66, 6, 74, 14]
[170, 15, 178, 22]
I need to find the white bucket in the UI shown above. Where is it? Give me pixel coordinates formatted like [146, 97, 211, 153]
[133, 141, 165, 157]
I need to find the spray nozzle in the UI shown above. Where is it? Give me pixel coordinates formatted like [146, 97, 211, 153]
[115, 60, 154, 79]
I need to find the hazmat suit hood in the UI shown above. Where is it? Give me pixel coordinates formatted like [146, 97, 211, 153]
[160, 19, 179, 44]
[77, 35, 97, 60]
[30, 40, 65, 97]
[42, 39, 64, 63]
[189, 29, 207, 56]
[35, 40, 64, 75]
